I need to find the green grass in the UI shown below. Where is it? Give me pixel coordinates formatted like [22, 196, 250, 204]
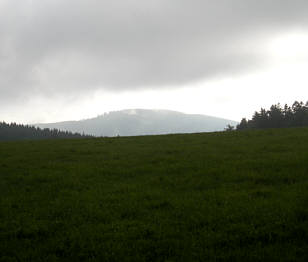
[1, 128, 308, 261]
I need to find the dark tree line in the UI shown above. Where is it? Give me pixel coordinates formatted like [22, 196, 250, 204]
[236, 101, 308, 130]
[0, 122, 91, 141]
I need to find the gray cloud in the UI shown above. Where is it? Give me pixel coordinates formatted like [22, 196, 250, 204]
[1, 0, 308, 103]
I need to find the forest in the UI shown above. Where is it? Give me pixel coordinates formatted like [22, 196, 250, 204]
[0, 122, 90, 141]
[236, 101, 308, 130]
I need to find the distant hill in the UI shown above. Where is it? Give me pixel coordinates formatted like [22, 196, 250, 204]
[35, 109, 238, 137]
[0, 122, 91, 141]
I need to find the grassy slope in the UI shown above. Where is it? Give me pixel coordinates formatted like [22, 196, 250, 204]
[0, 128, 308, 261]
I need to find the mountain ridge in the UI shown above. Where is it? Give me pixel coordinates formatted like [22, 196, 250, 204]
[35, 109, 238, 137]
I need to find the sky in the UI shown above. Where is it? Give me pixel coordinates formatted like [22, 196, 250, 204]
[1, 0, 308, 124]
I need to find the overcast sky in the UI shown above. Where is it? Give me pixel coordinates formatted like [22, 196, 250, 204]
[1, 0, 308, 123]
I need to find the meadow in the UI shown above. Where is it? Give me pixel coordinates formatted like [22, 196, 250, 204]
[0, 128, 308, 261]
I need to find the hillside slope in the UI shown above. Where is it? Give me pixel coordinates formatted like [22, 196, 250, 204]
[0, 128, 307, 261]
[35, 109, 238, 136]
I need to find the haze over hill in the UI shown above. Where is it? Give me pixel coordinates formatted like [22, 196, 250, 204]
[35, 109, 238, 137]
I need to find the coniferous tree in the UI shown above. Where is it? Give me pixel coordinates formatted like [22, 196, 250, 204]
[236, 101, 308, 130]
[236, 118, 249, 130]
[0, 122, 92, 141]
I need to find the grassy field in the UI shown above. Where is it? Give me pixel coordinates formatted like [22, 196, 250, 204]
[0, 128, 308, 261]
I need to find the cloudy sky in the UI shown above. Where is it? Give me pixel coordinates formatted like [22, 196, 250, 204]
[1, 0, 308, 123]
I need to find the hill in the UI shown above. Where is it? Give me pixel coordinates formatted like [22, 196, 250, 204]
[0, 128, 307, 261]
[35, 109, 238, 136]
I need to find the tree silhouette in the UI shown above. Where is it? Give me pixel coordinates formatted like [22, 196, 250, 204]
[0, 122, 92, 141]
[224, 124, 235, 131]
[236, 101, 308, 130]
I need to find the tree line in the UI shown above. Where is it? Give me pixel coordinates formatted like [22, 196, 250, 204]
[234, 101, 308, 130]
[0, 122, 91, 141]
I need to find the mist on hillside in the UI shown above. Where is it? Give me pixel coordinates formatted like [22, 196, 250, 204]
[35, 109, 238, 137]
